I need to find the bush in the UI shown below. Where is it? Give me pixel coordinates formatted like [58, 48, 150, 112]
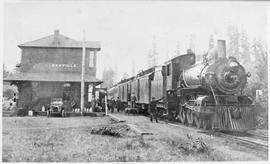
[14, 108, 29, 117]
[3, 88, 14, 99]
[178, 134, 210, 155]
[90, 124, 130, 137]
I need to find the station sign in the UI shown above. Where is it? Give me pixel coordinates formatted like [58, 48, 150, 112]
[32, 62, 81, 72]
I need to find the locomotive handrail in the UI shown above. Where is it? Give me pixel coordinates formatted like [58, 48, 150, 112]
[182, 69, 189, 88]
[210, 86, 218, 105]
[199, 63, 209, 84]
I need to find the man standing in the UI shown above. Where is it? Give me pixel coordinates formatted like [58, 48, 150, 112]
[131, 92, 137, 108]
[108, 97, 115, 113]
[101, 97, 105, 112]
[107, 98, 112, 113]
[149, 97, 164, 123]
[111, 98, 116, 113]
[116, 97, 122, 112]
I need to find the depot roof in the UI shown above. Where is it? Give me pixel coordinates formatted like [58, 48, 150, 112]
[18, 30, 101, 50]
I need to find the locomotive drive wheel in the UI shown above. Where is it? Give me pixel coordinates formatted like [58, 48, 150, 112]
[186, 110, 194, 126]
[194, 115, 202, 128]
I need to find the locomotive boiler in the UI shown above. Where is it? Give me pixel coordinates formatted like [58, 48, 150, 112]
[182, 40, 248, 95]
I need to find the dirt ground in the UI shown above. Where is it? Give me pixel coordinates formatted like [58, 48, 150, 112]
[2, 115, 268, 162]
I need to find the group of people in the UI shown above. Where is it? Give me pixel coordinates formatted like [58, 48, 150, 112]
[107, 92, 137, 113]
[108, 92, 163, 123]
[107, 97, 122, 113]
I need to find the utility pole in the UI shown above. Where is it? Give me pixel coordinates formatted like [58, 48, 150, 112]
[80, 30, 86, 116]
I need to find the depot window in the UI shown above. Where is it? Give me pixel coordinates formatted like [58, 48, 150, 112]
[89, 51, 94, 67]
[167, 64, 171, 76]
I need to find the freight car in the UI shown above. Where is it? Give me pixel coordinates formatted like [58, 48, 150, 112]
[108, 40, 256, 132]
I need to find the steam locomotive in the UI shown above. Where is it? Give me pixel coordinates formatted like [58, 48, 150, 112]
[108, 40, 256, 132]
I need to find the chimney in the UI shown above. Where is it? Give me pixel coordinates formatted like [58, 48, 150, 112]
[54, 30, 59, 36]
[53, 30, 60, 45]
[217, 40, 226, 59]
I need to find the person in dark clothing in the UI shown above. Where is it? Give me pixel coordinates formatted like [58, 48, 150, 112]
[101, 98, 105, 112]
[116, 97, 122, 112]
[149, 97, 164, 123]
[131, 92, 137, 108]
[111, 98, 116, 113]
[108, 98, 116, 113]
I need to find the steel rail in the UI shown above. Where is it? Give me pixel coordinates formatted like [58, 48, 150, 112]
[164, 121, 268, 152]
[217, 132, 268, 152]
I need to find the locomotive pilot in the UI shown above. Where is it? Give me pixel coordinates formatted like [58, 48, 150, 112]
[149, 97, 164, 123]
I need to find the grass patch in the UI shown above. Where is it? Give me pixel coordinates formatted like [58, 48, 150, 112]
[124, 136, 150, 150]
[3, 117, 266, 162]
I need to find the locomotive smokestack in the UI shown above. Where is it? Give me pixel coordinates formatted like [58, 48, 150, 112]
[217, 40, 226, 59]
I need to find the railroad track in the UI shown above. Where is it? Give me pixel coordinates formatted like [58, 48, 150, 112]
[110, 113, 268, 152]
[247, 132, 268, 141]
[216, 132, 268, 152]
[164, 121, 268, 152]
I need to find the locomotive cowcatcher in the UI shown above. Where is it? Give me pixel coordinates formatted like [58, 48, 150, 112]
[108, 40, 256, 132]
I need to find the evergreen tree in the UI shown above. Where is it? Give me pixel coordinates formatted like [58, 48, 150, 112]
[251, 38, 267, 88]
[3, 64, 10, 78]
[227, 25, 240, 60]
[122, 72, 129, 80]
[247, 38, 268, 127]
[239, 29, 251, 64]
[189, 34, 196, 52]
[208, 34, 215, 49]
[148, 36, 158, 67]
[101, 68, 116, 88]
[176, 40, 180, 56]
[131, 60, 135, 76]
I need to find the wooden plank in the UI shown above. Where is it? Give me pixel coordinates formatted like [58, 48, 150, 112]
[108, 114, 126, 122]
[127, 124, 154, 135]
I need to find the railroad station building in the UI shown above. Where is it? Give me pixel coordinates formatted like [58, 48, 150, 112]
[4, 30, 102, 111]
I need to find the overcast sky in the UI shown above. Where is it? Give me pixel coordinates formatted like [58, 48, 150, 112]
[3, 1, 268, 81]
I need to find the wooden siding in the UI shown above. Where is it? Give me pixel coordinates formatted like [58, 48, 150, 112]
[138, 76, 150, 104]
[131, 79, 139, 101]
[151, 70, 163, 100]
[20, 47, 96, 76]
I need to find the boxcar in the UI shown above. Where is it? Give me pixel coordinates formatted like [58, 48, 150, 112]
[131, 78, 139, 102]
[150, 66, 164, 108]
[138, 73, 151, 104]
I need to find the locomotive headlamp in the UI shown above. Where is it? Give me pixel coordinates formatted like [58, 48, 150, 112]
[229, 61, 238, 68]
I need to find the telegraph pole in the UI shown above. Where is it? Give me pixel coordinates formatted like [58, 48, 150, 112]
[80, 30, 86, 116]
